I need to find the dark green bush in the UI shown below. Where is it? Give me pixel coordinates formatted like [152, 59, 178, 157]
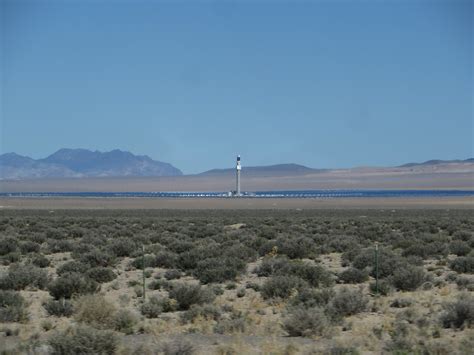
[276, 236, 317, 259]
[0, 237, 19, 255]
[283, 306, 330, 336]
[441, 293, 474, 329]
[46, 239, 73, 253]
[79, 249, 115, 267]
[162, 339, 195, 355]
[391, 266, 426, 291]
[450, 257, 474, 274]
[194, 257, 246, 284]
[86, 267, 116, 283]
[169, 283, 214, 310]
[0, 264, 49, 290]
[338, 268, 369, 284]
[109, 238, 137, 257]
[450, 241, 471, 256]
[43, 299, 74, 317]
[57, 261, 89, 276]
[48, 325, 118, 355]
[48, 273, 99, 299]
[19, 241, 40, 254]
[164, 269, 181, 280]
[0, 290, 28, 322]
[261, 275, 307, 300]
[31, 254, 50, 268]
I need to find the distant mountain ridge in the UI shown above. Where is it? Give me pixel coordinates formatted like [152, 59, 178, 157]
[399, 158, 474, 168]
[0, 149, 182, 179]
[200, 163, 325, 177]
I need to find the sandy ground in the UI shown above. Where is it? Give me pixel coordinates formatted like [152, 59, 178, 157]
[0, 196, 472, 210]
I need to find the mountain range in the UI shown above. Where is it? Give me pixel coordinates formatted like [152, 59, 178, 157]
[0, 149, 182, 179]
[0, 148, 472, 180]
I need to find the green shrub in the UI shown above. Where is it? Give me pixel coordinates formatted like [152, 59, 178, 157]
[441, 293, 474, 329]
[47, 239, 73, 253]
[0, 290, 28, 322]
[194, 257, 246, 284]
[169, 283, 214, 310]
[261, 275, 307, 300]
[276, 236, 317, 259]
[369, 280, 393, 296]
[140, 296, 164, 318]
[109, 238, 137, 257]
[113, 309, 137, 334]
[80, 249, 116, 267]
[19, 241, 40, 254]
[48, 273, 99, 299]
[450, 241, 471, 256]
[328, 287, 368, 318]
[0, 237, 19, 255]
[48, 325, 118, 355]
[391, 266, 426, 291]
[338, 268, 369, 284]
[43, 299, 74, 317]
[57, 261, 89, 276]
[164, 269, 182, 280]
[86, 267, 116, 283]
[154, 251, 178, 268]
[31, 254, 50, 268]
[0, 264, 49, 290]
[450, 257, 474, 274]
[283, 306, 330, 336]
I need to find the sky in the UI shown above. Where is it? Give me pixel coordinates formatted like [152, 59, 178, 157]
[1, 0, 472, 174]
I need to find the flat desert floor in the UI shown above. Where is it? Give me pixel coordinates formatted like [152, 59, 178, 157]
[0, 196, 473, 210]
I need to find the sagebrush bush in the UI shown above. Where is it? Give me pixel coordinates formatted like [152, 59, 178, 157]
[289, 287, 335, 309]
[31, 254, 50, 268]
[162, 339, 195, 355]
[19, 241, 40, 254]
[449, 241, 471, 256]
[169, 283, 214, 310]
[48, 273, 99, 299]
[0, 264, 49, 290]
[86, 267, 116, 283]
[48, 325, 118, 355]
[141, 296, 164, 318]
[43, 299, 74, 317]
[0, 237, 19, 255]
[0, 290, 28, 322]
[328, 287, 368, 318]
[450, 256, 474, 274]
[441, 293, 474, 329]
[194, 257, 246, 284]
[73, 294, 117, 329]
[57, 261, 89, 276]
[79, 249, 116, 267]
[109, 238, 137, 257]
[391, 266, 426, 291]
[113, 309, 137, 334]
[181, 304, 222, 323]
[261, 275, 307, 300]
[283, 306, 331, 336]
[338, 268, 369, 284]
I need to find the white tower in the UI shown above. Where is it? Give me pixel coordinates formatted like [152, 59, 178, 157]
[236, 155, 241, 196]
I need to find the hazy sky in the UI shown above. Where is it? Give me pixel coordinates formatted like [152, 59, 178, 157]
[1, 0, 472, 174]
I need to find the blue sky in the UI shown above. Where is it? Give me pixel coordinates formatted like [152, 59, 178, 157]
[1, 0, 472, 174]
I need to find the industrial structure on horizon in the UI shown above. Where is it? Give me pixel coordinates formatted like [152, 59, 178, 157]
[236, 155, 241, 196]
